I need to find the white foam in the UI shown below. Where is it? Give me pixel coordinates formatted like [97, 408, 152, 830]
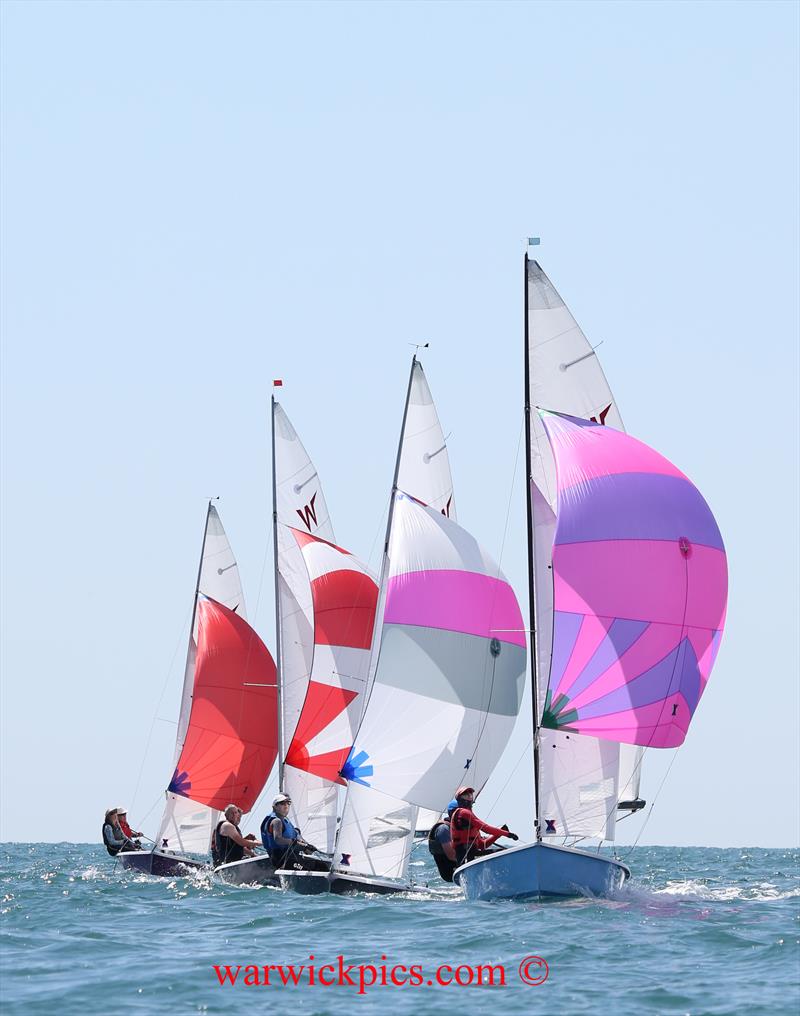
[648, 879, 799, 902]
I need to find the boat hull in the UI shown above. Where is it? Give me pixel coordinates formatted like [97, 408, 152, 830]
[117, 849, 207, 878]
[453, 842, 630, 901]
[278, 869, 423, 896]
[215, 855, 280, 887]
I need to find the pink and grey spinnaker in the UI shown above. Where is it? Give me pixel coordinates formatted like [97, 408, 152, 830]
[539, 411, 727, 749]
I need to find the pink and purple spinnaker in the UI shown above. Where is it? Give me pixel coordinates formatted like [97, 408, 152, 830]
[539, 411, 727, 749]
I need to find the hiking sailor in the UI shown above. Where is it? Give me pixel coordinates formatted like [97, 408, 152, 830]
[260, 794, 329, 872]
[213, 804, 258, 866]
[427, 799, 459, 882]
[102, 808, 139, 856]
[450, 786, 518, 866]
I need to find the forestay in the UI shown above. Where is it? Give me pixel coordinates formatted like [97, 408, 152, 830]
[539, 411, 727, 748]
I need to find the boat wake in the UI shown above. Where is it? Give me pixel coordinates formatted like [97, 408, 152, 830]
[648, 879, 800, 902]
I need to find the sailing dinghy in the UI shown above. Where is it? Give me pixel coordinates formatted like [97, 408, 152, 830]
[282, 359, 478, 896]
[288, 359, 527, 896]
[454, 256, 728, 900]
[119, 503, 279, 878]
[231, 395, 379, 890]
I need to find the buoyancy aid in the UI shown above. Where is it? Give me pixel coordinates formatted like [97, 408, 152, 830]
[260, 811, 298, 853]
[215, 819, 244, 865]
[103, 823, 121, 856]
[427, 821, 450, 857]
[450, 807, 506, 851]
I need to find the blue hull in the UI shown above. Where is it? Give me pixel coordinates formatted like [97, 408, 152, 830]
[117, 849, 207, 878]
[454, 842, 630, 901]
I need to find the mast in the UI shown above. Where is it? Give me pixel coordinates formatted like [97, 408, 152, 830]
[384, 355, 417, 554]
[189, 500, 213, 645]
[523, 252, 542, 838]
[271, 395, 285, 789]
[349, 354, 417, 732]
[331, 355, 418, 868]
[168, 497, 213, 772]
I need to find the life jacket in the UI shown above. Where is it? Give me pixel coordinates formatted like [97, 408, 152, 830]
[450, 807, 475, 849]
[215, 819, 244, 865]
[260, 811, 298, 853]
[427, 821, 450, 857]
[103, 823, 121, 857]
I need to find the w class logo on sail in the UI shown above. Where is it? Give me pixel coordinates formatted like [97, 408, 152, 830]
[283, 527, 378, 784]
[296, 492, 319, 531]
[589, 404, 612, 425]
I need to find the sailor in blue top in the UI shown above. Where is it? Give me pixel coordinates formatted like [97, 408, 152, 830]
[260, 794, 329, 872]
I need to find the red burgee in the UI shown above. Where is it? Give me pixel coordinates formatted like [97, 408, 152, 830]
[273, 379, 283, 387]
[172, 598, 278, 812]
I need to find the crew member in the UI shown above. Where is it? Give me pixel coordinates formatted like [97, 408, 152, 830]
[261, 794, 329, 872]
[116, 808, 143, 847]
[102, 808, 139, 856]
[214, 804, 258, 866]
[449, 786, 518, 866]
[427, 799, 459, 882]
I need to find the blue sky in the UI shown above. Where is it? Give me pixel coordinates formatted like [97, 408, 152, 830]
[1, 0, 797, 846]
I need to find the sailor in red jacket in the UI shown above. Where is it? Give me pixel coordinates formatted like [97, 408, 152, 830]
[450, 786, 518, 866]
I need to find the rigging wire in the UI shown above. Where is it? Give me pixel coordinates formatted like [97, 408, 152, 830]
[129, 603, 193, 822]
[442, 418, 527, 813]
[621, 746, 682, 860]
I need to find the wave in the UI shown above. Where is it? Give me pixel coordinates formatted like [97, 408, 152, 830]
[649, 879, 800, 902]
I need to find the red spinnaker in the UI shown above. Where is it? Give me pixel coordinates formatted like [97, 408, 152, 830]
[171, 597, 278, 812]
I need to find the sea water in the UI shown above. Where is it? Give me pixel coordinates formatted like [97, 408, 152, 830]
[1, 844, 797, 1014]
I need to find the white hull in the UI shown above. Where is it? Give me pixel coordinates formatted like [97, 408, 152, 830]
[454, 841, 630, 901]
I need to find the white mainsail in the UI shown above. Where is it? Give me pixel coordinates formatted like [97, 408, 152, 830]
[156, 503, 246, 854]
[526, 257, 641, 840]
[335, 783, 417, 878]
[272, 400, 343, 851]
[397, 360, 456, 520]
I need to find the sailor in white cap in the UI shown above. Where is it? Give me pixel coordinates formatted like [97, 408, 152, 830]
[260, 794, 329, 872]
[115, 808, 143, 841]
